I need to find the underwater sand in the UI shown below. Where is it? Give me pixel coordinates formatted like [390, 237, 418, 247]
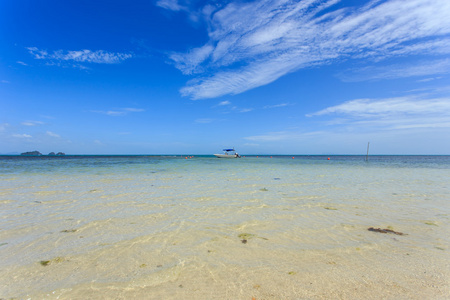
[0, 155, 449, 299]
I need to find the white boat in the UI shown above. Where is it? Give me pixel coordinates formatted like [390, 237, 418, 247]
[214, 148, 241, 158]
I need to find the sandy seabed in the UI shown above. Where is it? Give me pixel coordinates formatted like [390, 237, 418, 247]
[1, 156, 449, 299]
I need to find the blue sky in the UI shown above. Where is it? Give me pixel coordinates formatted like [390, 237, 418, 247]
[1, 0, 449, 155]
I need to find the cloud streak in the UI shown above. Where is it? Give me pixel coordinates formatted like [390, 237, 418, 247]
[195, 118, 214, 123]
[13, 134, 32, 138]
[338, 58, 450, 82]
[27, 47, 133, 65]
[156, 0, 188, 12]
[171, 0, 450, 99]
[308, 95, 450, 132]
[46, 131, 60, 138]
[91, 108, 145, 116]
[246, 95, 450, 143]
[308, 97, 450, 117]
[21, 121, 45, 126]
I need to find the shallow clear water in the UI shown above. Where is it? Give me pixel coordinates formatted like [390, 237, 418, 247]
[0, 155, 449, 299]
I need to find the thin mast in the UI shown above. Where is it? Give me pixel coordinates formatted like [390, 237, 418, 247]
[366, 142, 370, 161]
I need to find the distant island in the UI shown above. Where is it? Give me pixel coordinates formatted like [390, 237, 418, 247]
[21, 151, 65, 156]
[20, 151, 42, 156]
[48, 152, 66, 156]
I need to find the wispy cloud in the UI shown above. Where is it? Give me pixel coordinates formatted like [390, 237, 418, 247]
[195, 118, 214, 123]
[171, 0, 450, 99]
[416, 77, 442, 83]
[246, 94, 450, 143]
[218, 100, 231, 106]
[308, 95, 450, 132]
[12, 134, 32, 138]
[264, 103, 291, 109]
[214, 100, 289, 114]
[125, 108, 145, 112]
[307, 96, 450, 118]
[1, 80, 10, 84]
[171, 45, 214, 75]
[0, 123, 10, 131]
[156, 0, 204, 22]
[27, 47, 133, 65]
[338, 59, 450, 82]
[46, 131, 60, 138]
[156, 0, 187, 12]
[21, 120, 44, 126]
[91, 108, 145, 116]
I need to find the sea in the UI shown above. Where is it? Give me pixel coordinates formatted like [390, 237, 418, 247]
[0, 155, 449, 299]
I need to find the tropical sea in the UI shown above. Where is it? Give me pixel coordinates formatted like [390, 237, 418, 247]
[0, 155, 449, 299]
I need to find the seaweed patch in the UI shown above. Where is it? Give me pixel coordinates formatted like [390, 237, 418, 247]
[238, 233, 256, 240]
[39, 257, 65, 266]
[40, 260, 51, 266]
[324, 207, 337, 210]
[238, 233, 268, 244]
[368, 227, 406, 235]
[424, 221, 438, 226]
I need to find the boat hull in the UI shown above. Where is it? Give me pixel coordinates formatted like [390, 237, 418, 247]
[214, 154, 239, 158]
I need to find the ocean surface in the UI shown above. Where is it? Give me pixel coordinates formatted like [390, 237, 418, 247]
[0, 155, 449, 299]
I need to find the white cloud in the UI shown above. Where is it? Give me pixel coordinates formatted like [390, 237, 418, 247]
[170, 45, 214, 75]
[307, 95, 450, 132]
[307, 97, 450, 118]
[17, 61, 28, 66]
[21, 121, 44, 126]
[155, 0, 204, 22]
[106, 111, 128, 116]
[1, 80, 10, 84]
[13, 134, 32, 138]
[246, 95, 450, 144]
[339, 59, 450, 82]
[40, 115, 55, 120]
[264, 103, 290, 109]
[46, 131, 60, 138]
[156, 0, 187, 12]
[171, 0, 450, 99]
[416, 77, 442, 83]
[0, 123, 10, 131]
[91, 108, 145, 116]
[27, 47, 133, 65]
[218, 100, 231, 106]
[27, 47, 48, 59]
[123, 108, 145, 112]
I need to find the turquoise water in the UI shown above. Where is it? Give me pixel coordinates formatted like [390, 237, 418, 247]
[0, 155, 449, 299]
